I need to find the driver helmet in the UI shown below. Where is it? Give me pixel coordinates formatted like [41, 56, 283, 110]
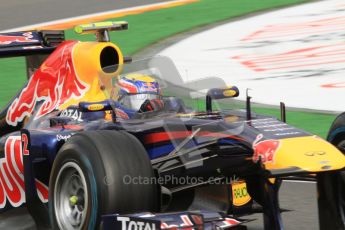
[117, 73, 162, 111]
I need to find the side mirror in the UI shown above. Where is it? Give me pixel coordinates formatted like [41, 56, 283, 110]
[206, 86, 239, 113]
[207, 86, 239, 99]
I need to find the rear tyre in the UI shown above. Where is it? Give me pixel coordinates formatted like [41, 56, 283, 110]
[49, 130, 158, 230]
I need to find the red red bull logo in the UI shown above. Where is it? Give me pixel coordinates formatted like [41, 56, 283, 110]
[0, 32, 39, 45]
[142, 82, 154, 90]
[252, 134, 281, 163]
[6, 41, 89, 126]
[0, 136, 48, 209]
[140, 81, 158, 93]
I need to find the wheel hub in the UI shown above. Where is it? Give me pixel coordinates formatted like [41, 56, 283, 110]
[54, 162, 88, 229]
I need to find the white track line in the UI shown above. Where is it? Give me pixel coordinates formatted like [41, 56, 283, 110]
[283, 180, 316, 184]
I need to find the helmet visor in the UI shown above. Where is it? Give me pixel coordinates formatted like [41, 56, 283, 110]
[119, 94, 160, 111]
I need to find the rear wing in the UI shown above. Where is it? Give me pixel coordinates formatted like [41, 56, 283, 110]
[0, 30, 64, 57]
[0, 30, 65, 79]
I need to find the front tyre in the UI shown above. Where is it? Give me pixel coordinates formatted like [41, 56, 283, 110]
[317, 139, 345, 230]
[49, 130, 158, 230]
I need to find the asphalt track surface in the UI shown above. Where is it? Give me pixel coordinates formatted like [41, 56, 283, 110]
[0, 0, 172, 31]
[0, 180, 318, 229]
[0, 0, 319, 229]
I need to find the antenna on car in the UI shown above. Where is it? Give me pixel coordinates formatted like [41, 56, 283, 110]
[74, 21, 128, 42]
[246, 88, 252, 120]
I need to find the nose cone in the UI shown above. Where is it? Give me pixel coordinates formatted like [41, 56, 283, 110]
[255, 136, 345, 175]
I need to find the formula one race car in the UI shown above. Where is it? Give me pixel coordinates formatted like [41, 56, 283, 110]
[0, 21, 345, 230]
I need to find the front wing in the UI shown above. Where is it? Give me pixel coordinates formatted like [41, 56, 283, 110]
[102, 211, 248, 230]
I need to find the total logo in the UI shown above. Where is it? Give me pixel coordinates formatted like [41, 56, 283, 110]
[0, 136, 48, 209]
[60, 109, 83, 122]
[117, 217, 157, 230]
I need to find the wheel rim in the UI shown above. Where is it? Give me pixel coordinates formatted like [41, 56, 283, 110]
[54, 162, 89, 230]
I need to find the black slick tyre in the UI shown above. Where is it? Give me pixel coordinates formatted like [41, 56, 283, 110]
[48, 130, 158, 230]
[317, 139, 345, 230]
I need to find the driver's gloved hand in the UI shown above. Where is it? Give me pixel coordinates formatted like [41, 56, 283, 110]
[139, 99, 164, 112]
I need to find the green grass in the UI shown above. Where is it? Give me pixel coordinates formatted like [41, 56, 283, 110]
[65, 0, 311, 55]
[200, 99, 335, 138]
[1, 0, 335, 138]
[253, 107, 335, 138]
[0, 57, 26, 107]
